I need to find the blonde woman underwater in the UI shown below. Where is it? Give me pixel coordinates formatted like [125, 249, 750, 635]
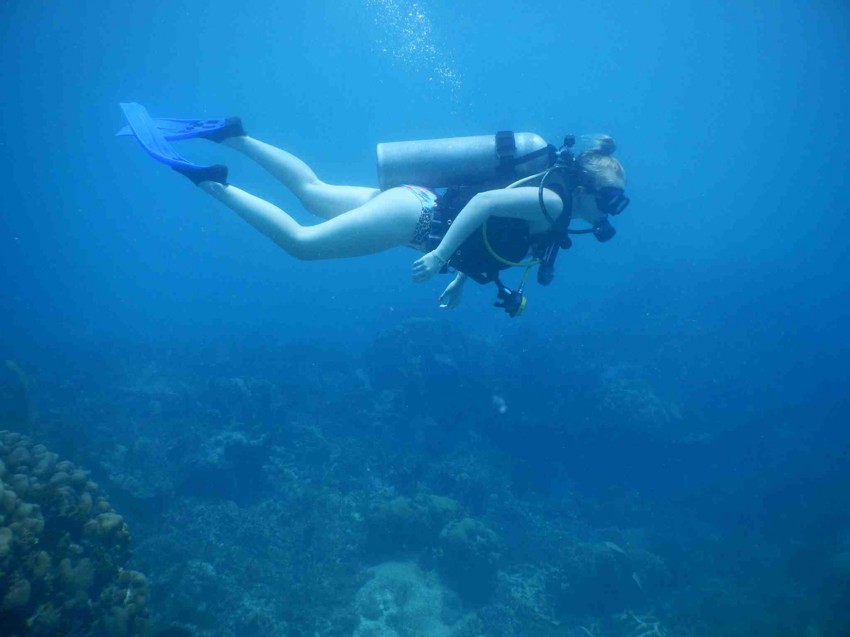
[118, 104, 629, 316]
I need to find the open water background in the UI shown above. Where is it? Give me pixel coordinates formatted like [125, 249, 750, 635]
[1, 1, 849, 635]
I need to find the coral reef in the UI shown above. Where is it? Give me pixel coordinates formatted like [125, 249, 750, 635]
[178, 430, 271, 503]
[547, 540, 644, 618]
[366, 494, 462, 556]
[99, 437, 176, 503]
[136, 488, 364, 637]
[203, 376, 286, 426]
[425, 449, 511, 512]
[0, 430, 148, 636]
[614, 611, 670, 637]
[492, 564, 562, 635]
[437, 517, 503, 604]
[365, 494, 503, 605]
[598, 366, 681, 440]
[353, 561, 475, 637]
[10, 323, 816, 636]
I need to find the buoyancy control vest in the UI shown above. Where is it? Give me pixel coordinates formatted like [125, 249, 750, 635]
[425, 184, 560, 286]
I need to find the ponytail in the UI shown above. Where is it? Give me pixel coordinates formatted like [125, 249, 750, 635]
[578, 134, 625, 189]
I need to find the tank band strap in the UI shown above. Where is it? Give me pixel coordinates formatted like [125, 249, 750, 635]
[515, 144, 557, 167]
[495, 131, 517, 179]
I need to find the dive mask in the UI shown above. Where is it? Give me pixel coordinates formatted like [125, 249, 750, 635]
[595, 186, 630, 216]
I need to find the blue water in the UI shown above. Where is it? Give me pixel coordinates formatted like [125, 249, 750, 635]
[1, 1, 848, 635]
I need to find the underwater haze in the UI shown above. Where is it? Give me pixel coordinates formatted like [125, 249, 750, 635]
[1, 0, 849, 636]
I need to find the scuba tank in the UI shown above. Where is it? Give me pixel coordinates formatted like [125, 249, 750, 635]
[376, 131, 553, 190]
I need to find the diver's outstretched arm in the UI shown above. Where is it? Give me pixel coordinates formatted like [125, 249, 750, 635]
[222, 136, 380, 220]
[439, 273, 467, 309]
[199, 182, 420, 260]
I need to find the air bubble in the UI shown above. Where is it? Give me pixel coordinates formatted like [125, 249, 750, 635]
[364, 0, 463, 96]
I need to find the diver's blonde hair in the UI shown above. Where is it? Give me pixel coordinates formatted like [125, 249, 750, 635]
[578, 134, 626, 190]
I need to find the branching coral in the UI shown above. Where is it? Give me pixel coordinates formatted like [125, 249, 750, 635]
[615, 611, 669, 637]
[497, 564, 561, 632]
[0, 430, 149, 636]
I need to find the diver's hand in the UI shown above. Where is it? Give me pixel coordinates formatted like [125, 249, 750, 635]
[412, 251, 447, 282]
[439, 277, 464, 309]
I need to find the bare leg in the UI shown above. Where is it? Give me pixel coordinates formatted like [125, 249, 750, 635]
[222, 136, 379, 219]
[200, 182, 421, 260]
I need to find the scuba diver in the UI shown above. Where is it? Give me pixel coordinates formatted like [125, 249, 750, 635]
[117, 103, 628, 316]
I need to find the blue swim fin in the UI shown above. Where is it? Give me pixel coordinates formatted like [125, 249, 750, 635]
[116, 115, 243, 142]
[118, 103, 228, 184]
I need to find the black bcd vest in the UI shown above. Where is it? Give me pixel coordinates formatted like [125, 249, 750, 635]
[430, 182, 568, 284]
